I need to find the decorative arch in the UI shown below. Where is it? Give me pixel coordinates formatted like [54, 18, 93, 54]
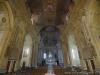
[0, 1, 14, 57]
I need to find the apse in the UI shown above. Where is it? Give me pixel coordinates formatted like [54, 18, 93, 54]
[37, 26, 64, 66]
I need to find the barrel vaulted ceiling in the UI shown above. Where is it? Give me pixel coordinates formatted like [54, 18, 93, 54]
[27, 0, 74, 27]
[26, 0, 74, 47]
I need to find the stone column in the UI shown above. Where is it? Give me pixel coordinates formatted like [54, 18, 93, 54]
[14, 60, 21, 71]
[61, 41, 68, 67]
[34, 40, 39, 67]
[84, 59, 94, 72]
[67, 52, 71, 65]
[80, 59, 87, 70]
[60, 33, 69, 67]
[32, 41, 35, 67]
[31, 42, 35, 67]
[88, 60, 94, 72]
[8, 60, 14, 72]
[85, 60, 90, 71]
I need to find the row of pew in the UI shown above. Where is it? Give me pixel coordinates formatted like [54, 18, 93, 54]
[3, 66, 100, 75]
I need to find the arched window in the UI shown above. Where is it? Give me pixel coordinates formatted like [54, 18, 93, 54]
[20, 34, 33, 67]
[68, 33, 80, 66]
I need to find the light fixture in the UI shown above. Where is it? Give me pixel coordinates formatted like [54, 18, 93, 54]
[66, 15, 69, 21]
[43, 53, 47, 59]
[71, 49, 75, 59]
[26, 48, 30, 55]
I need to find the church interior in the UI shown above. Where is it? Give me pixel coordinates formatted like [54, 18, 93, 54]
[0, 0, 100, 75]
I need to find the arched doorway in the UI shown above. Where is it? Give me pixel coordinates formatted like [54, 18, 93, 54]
[68, 33, 80, 66]
[20, 34, 33, 67]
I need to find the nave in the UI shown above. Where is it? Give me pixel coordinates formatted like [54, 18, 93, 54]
[0, 0, 100, 75]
